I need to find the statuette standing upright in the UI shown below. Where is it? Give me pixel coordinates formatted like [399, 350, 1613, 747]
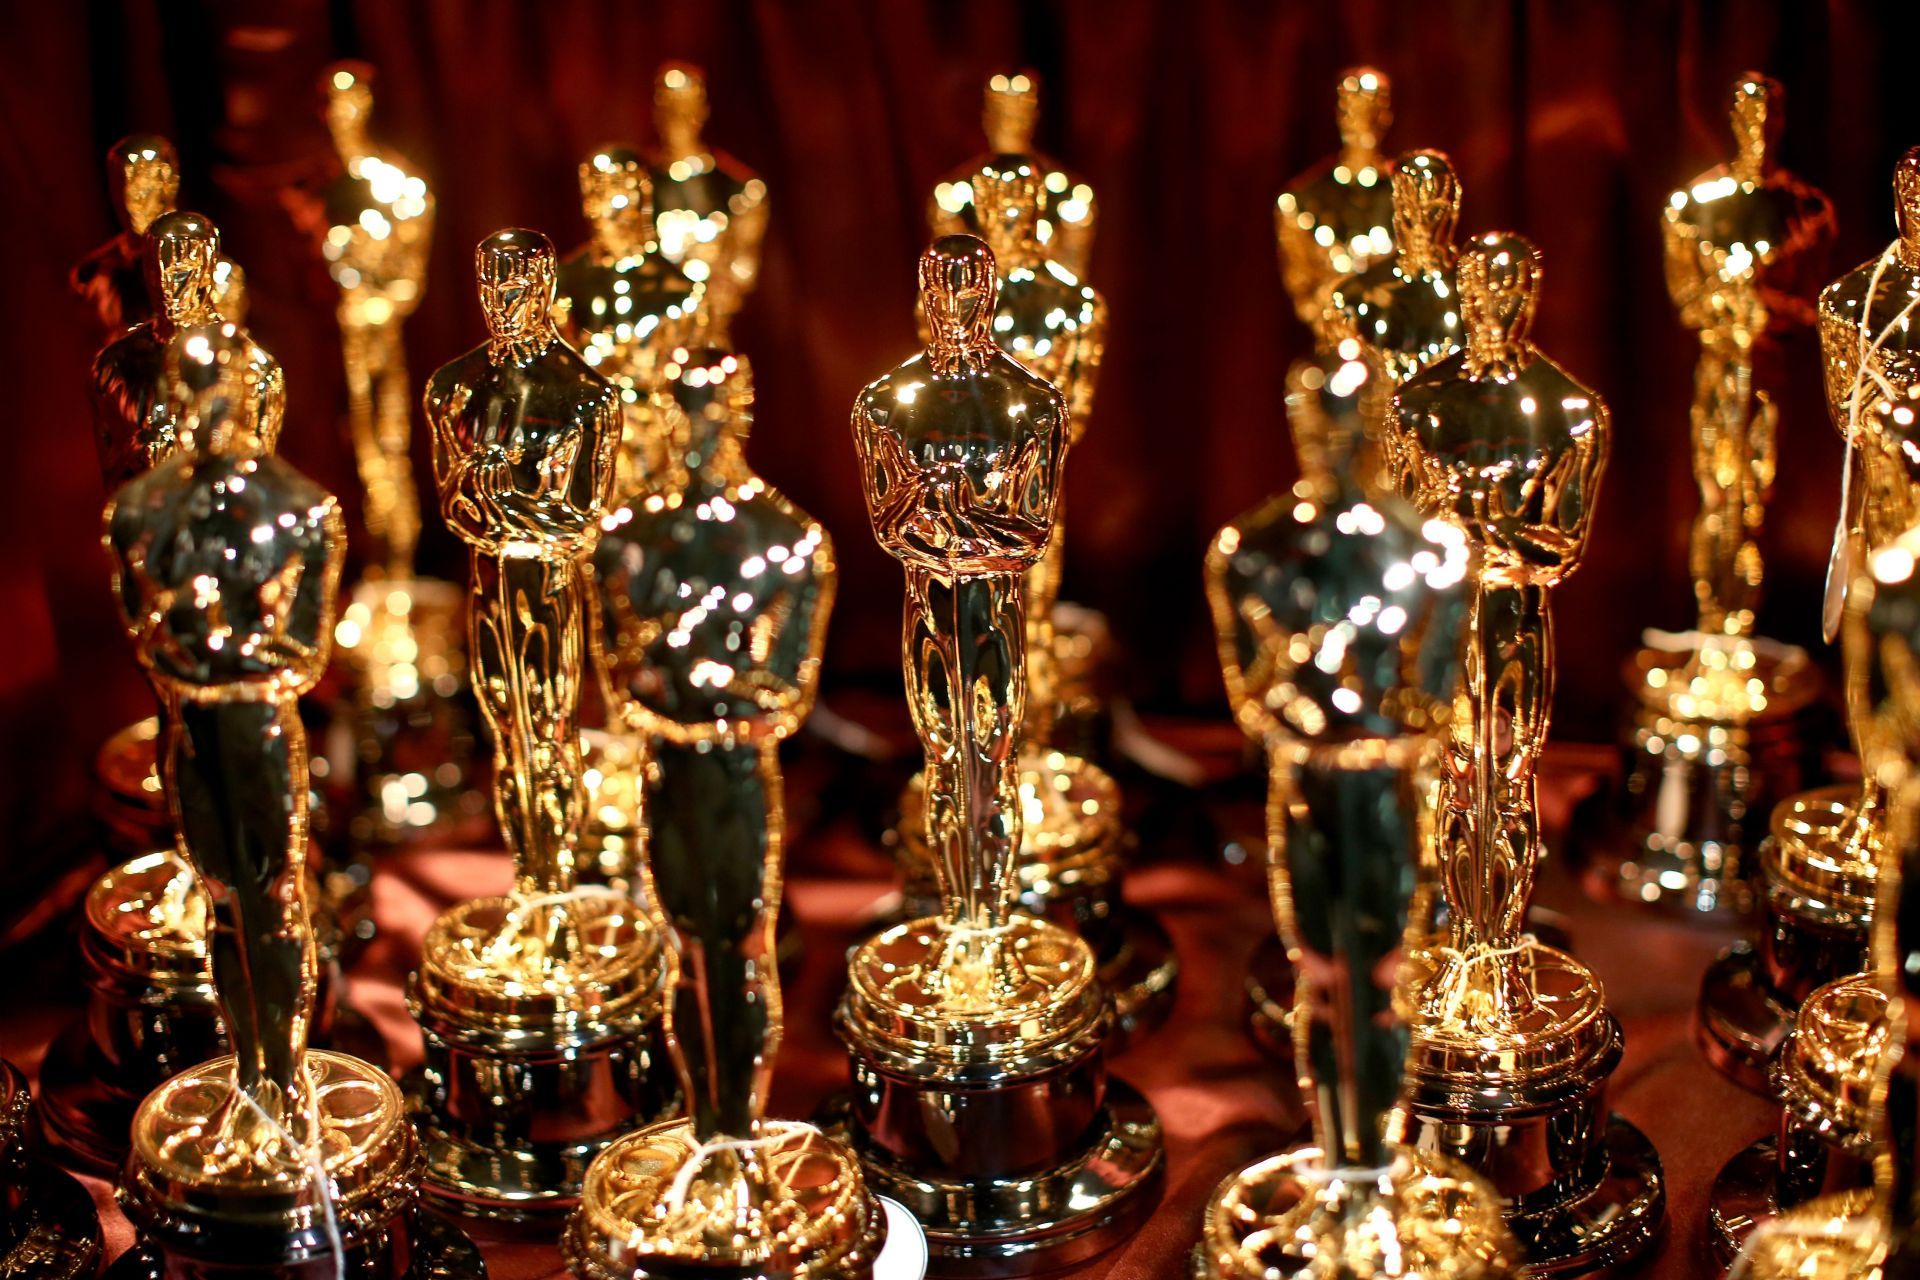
[103, 324, 483, 1279]
[648, 64, 767, 344]
[408, 230, 671, 1220]
[1393, 234, 1666, 1270]
[1197, 249, 1516, 1279]
[566, 349, 889, 1278]
[1590, 72, 1835, 921]
[835, 236, 1161, 1275]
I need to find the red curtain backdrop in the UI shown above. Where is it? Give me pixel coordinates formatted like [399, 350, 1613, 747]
[2, 0, 1916, 879]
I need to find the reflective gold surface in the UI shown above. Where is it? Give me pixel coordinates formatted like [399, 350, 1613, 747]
[100, 325, 468, 1274]
[1727, 520, 1920, 1280]
[426, 227, 619, 927]
[838, 235, 1159, 1272]
[1663, 73, 1834, 652]
[307, 60, 434, 584]
[106, 323, 343, 1142]
[650, 63, 767, 345]
[576, 347, 863, 1269]
[1391, 236, 1665, 1268]
[73, 134, 247, 339]
[930, 73, 1096, 278]
[564, 1121, 884, 1279]
[416, 228, 665, 1220]
[555, 146, 707, 497]
[1202, 257, 1513, 1274]
[91, 210, 283, 493]
[1325, 149, 1466, 461]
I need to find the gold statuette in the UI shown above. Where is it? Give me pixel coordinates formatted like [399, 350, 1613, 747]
[565, 349, 887, 1277]
[1725, 523, 1920, 1280]
[102, 324, 482, 1278]
[1709, 148, 1920, 1263]
[409, 229, 671, 1221]
[1393, 235, 1666, 1270]
[556, 145, 708, 500]
[649, 64, 768, 346]
[1240, 67, 1397, 1061]
[43, 212, 319, 1174]
[835, 236, 1161, 1275]
[311, 60, 433, 584]
[893, 162, 1174, 1041]
[1197, 279, 1517, 1279]
[295, 61, 479, 849]
[1325, 148, 1467, 458]
[930, 72, 1095, 279]
[1591, 72, 1836, 919]
[1, 1058, 102, 1278]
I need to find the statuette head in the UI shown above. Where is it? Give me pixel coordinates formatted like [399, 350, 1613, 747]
[476, 227, 557, 341]
[1335, 68, 1391, 155]
[145, 210, 219, 328]
[1390, 150, 1461, 271]
[108, 134, 179, 237]
[983, 71, 1039, 154]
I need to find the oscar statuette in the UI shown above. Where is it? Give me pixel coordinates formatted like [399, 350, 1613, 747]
[1241, 65, 1398, 1061]
[1393, 234, 1666, 1271]
[832, 236, 1162, 1275]
[1587, 73, 1837, 921]
[564, 348, 900, 1278]
[407, 230, 673, 1222]
[893, 161, 1175, 1043]
[1195, 281, 1519, 1279]
[102, 322, 482, 1277]
[1708, 147, 1920, 1261]
[648, 64, 768, 347]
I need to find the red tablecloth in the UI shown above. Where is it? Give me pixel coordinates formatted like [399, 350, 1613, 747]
[2, 725, 1776, 1278]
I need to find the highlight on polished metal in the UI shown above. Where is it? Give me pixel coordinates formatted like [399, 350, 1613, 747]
[72, 136, 253, 338]
[835, 234, 1162, 1274]
[45, 214, 292, 1172]
[930, 71, 1096, 278]
[1723, 521, 1920, 1278]
[1198, 274, 1516, 1278]
[410, 228, 671, 1220]
[72, 134, 179, 335]
[100, 323, 482, 1278]
[649, 63, 768, 344]
[1710, 146, 1920, 1262]
[1590, 71, 1836, 921]
[1325, 148, 1467, 473]
[565, 348, 886, 1277]
[556, 143, 708, 498]
[309, 59, 434, 585]
[1391, 233, 1666, 1270]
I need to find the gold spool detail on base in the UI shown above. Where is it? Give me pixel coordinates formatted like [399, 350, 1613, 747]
[833, 916, 1163, 1277]
[562, 1120, 887, 1279]
[111, 1050, 485, 1278]
[1193, 1147, 1519, 1279]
